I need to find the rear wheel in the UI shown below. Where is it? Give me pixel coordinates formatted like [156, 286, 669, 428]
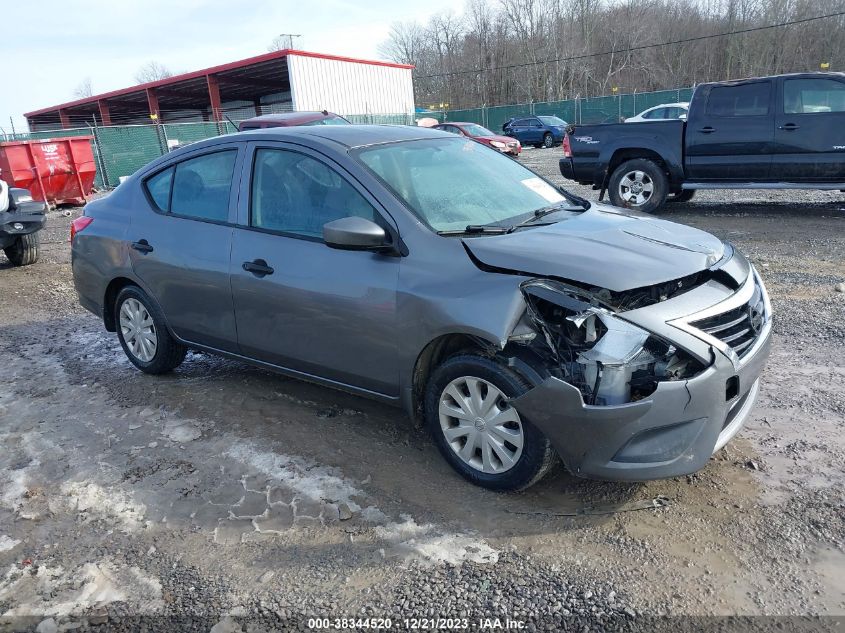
[608, 158, 669, 213]
[542, 133, 554, 148]
[668, 190, 695, 203]
[424, 354, 556, 491]
[115, 286, 186, 374]
[3, 233, 39, 266]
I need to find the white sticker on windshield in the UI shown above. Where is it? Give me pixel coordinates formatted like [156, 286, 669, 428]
[521, 178, 565, 203]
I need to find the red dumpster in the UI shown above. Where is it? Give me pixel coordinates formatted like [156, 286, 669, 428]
[0, 136, 97, 206]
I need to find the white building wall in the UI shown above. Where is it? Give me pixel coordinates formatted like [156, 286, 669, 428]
[287, 54, 414, 116]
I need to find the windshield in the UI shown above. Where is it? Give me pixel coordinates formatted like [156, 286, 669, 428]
[462, 124, 496, 137]
[538, 116, 566, 126]
[356, 138, 576, 232]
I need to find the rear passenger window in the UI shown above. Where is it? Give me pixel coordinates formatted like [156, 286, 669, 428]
[145, 167, 173, 211]
[170, 151, 237, 221]
[706, 83, 771, 117]
[250, 149, 376, 239]
[784, 78, 845, 114]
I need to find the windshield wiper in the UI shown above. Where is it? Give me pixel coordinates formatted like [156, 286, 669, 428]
[560, 188, 591, 209]
[437, 224, 511, 236]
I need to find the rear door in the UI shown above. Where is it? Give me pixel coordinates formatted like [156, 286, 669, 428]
[229, 141, 401, 396]
[771, 76, 845, 181]
[131, 144, 243, 351]
[685, 80, 775, 181]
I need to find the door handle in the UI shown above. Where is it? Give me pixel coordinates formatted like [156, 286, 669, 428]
[131, 240, 153, 253]
[698, 127, 716, 134]
[779, 123, 800, 131]
[242, 259, 274, 277]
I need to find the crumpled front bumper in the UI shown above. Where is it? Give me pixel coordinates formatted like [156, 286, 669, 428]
[511, 314, 772, 481]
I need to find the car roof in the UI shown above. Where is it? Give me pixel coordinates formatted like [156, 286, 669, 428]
[173, 124, 454, 154]
[644, 103, 689, 109]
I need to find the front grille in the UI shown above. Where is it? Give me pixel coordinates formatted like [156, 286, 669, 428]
[691, 280, 766, 359]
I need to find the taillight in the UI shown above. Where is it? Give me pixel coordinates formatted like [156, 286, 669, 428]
[562, 134, 572, 158]
[70, 216, 93, 242]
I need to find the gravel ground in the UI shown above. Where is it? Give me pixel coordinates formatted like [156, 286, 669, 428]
[0, 155, 843, 632]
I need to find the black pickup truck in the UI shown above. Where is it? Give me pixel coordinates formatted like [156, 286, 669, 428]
[559, 72, 845, 213]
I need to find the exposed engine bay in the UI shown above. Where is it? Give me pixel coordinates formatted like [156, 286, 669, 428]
[510, 279, 706, 405]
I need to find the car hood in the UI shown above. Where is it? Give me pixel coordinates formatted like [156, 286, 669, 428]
[462, 204, 725, 292]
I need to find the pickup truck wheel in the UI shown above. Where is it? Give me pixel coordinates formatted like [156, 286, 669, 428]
[609, 159, 668, 213]
[668, 190, 696, 203]
[3, 233, 39, 266]
[542, 133, 554, 148]
[424, 354, 557, 491]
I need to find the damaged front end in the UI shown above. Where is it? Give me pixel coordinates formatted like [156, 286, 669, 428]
[499, 268, 772, 481]
[514, 279, 706, 406]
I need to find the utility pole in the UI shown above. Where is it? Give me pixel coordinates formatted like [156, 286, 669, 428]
[278, 34, 302, 49]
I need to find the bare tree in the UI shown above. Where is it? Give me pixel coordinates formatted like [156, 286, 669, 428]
[378, 0, 845, 109]
[268, 35, 302, 51]
[135, 61, 174, 84]
[73, 78, 93, 99]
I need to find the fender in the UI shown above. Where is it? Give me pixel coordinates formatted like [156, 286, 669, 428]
[591, 124, 686, 188]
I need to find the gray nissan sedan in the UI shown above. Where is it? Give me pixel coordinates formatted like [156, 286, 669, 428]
[71, 125, 772, 490]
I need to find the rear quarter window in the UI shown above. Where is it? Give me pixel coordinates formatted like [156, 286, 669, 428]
[144, 167, 173, 211]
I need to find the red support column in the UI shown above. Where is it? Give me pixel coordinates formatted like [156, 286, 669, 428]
[58, 109, 71, 129]
[207, 74, 222, 121]
[146, 88, 161, 121]
[97, 100, 112, 126]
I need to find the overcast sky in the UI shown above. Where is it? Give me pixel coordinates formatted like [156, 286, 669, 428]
[0, 0, 454, 133]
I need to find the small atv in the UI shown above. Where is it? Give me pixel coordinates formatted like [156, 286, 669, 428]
[1, 187, 47, 266]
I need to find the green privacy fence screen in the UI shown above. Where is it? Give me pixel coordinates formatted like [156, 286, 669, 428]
[3, 85, 696, 193]
[444, 87, 695, 131]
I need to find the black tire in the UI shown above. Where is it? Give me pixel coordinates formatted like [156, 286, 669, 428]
[3, 232, 39, 266]
[542, 133, 554, 148]
[668, 189, 695, 203]
[114, 286, 186, 374]
[424, 354, 557, 491]
[608, 158, 669, 213]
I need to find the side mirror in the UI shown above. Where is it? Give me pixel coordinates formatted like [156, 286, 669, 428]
[323, 216, 390, 252]
[8, 188, 34, 209]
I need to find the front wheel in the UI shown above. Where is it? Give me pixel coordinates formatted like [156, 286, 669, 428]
[542, 133, 554, 148]
[608, 158, 669, 213]
[424, 355, 557, 491]
[3, 232, 39, 266]
[115, 286, 186, 374]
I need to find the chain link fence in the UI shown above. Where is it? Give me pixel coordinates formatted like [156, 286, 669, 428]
[1, 85, 695, 191]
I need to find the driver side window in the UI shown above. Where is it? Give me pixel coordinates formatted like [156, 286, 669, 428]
[250, 149, 376, 239]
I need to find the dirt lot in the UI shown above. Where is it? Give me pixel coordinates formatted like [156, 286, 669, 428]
[1, 150, 844, 632]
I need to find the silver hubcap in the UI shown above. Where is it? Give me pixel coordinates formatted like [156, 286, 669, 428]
[119, 298, 157, 362]
[439, 376, 524, 474]
[619, 170, 654, 206]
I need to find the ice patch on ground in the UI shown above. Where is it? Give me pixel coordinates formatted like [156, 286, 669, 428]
[54, 481, 146, 532]
[225, 441, 366, 508]
[162, 420, 202, 443]
[0, 536, 21, 552]
[375, 515, 499, 565]
[0, 561, 163, 617]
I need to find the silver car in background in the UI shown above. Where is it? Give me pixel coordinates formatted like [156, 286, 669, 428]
[71, 125, 772, 490]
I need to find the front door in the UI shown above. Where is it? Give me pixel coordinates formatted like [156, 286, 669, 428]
[129, 145, 243, 351]
[685, 80, 775, 181]
[229, 143, 400, 396]
[771, 76, 845, 181]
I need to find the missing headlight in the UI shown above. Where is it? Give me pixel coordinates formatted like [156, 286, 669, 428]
[518, 279, 705, 405]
